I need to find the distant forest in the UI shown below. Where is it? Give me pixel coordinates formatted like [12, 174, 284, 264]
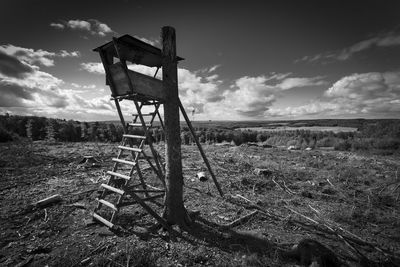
[0, 114, 399, 153]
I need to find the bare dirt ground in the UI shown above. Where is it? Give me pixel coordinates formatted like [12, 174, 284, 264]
[1, 141, 399, 266]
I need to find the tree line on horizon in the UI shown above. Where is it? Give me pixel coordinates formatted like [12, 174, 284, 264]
[0, 114, 399, 153]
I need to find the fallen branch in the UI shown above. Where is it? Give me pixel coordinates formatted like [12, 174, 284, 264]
[272, 178, 285, 191]
[225, 193, 400, 261]
[282, 180, 295, 194]
[285, 206, 367, 261]
[44, 209, 48, 222]
[308, 204, 321, 215]
[285, 206, 400, 262]
[221, 210, 258, 228]
[34, 194, 62, 208]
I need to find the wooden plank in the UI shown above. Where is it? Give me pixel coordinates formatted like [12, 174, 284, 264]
[93, 34, 184, 68]
[107, 170, 131, 180]
[129, 123, 152, 127]
[123, 134, 146, 139]
[118, 145, 142, 153]
[93, 212, 114, 228]
[109, 62, 165, 100]
[112, 158, 136, 166]
[96, 198, 118, 211]
[101, 184, 124, 195]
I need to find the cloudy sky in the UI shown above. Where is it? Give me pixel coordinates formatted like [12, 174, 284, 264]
[1, 0, 399, 121]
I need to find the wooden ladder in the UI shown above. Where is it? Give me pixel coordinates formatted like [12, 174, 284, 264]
[92, 101, 166, 229]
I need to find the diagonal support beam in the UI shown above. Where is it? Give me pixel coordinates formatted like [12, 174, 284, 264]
[178, 99, 224, 197]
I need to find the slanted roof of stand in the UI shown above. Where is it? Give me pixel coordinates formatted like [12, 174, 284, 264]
[93, 34, 184, 68]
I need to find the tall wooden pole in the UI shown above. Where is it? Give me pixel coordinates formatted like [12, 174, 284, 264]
[162, 26, 191, 227]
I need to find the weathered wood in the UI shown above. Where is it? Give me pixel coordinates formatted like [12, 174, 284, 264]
[123, 134, 146, 139]
[179, 99, 224, 196]
[111, 158, 136, 166]
[107, 171, 131, 180]
[93, 212, 114, 228]
[96, 198, 118, 211]
[101, 184, 124, 195]
[109, 62, 165, 100]
[93, 34, 183, 68]
[162, 26, 191, 227]
[35, 194, 62, 207]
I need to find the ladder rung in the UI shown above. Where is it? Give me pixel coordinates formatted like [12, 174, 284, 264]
[129, 123, 152, 127]
[92, 212, 114, 228]
[101, 184, 125, 195]
[112, 158, 136, 166]
[123, 134, 146, 140]
[96, 198, 118, 211]
[107, 170, 131, 180]
[132, 113, 155, 117]
[118, 146, 142, 153]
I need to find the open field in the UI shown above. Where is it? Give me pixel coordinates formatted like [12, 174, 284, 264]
[1, 141, 400, 266]
[239, 126, 358, 133]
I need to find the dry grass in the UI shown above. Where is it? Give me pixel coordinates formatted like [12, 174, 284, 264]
[0, 141, 399, 266]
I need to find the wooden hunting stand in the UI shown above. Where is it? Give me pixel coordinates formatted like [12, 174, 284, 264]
[92, 27, 223, 229]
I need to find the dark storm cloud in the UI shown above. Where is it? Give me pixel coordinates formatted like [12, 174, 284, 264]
[0, 51, 34, 78]
[0, 84, 33, 107]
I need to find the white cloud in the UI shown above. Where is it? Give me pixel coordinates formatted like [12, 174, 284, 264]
[80, 62, 105, 74]
[51, 19, 115, 37]
[0, 45, 115, 120]
[299, 31, 400, 62]
[80, 61, 329, 119]
[67, 20, 91, 31]
[0, 44, 80, 67]
[58, 50, 80, 58]
[70, 82, 96, 89]
[222, 76, 276, 117]
[277, 77, 327, 90]
[266, 71, 400, 118]
[50, 23, 65, 29]
[208, 65, 220, 72]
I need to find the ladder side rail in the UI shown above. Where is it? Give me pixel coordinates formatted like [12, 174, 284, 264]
[110, 154, 138, 222]
[96, 138, 128, 211]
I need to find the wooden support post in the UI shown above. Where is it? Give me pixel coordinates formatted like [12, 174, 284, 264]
[179, 99, 224, 197]
[161, 26, 191, 227]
